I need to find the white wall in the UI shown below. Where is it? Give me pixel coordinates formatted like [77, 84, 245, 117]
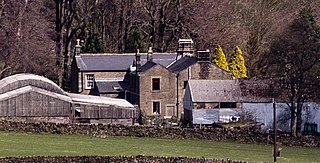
[243, 102, 320, 132]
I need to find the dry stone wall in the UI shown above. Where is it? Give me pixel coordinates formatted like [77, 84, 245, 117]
[0, 120, 319, 147]
[0, 156, 248, 163]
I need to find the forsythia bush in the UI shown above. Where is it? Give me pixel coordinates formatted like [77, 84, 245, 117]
[211, 45, 229, 71]
[229, 46, 247, 78]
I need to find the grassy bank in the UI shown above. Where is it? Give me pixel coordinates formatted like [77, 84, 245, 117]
[0, 131, 319, 162]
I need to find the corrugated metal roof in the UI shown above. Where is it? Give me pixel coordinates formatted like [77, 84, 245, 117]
[0, 86, 72, 102]
[76, 53, 177, 71]
[188, 80, 242, 102]
[67, 93, 134, 108]
[0, 73, 65, 95]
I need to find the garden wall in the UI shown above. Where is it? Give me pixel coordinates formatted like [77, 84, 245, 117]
[0, 120, 318, 147]
[0, 156, 248, 163]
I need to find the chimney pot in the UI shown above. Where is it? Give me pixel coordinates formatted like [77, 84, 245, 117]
[76, 39, 81, 46]
[147, 47, 153, 61]
[148, 47, 153, 54]
[75, 39, 81, 56]
[136, 49, 141, 71]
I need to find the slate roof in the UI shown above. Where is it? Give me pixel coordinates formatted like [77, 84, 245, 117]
[167, 56, 197, 73]
[76, 53, 177, 71]
[140, 61, 157, 72]
[188, 80, 242, 102]
[187, 79, 278, 103]
[96, 80, 130, 93]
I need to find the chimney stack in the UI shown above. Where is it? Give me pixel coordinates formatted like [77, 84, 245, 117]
[197, 50, 211, 61]
[75, 39, 81, 56]
[176, 38, 194, 60]
[136, 49, 141, 71]
[147, 47, 153, 61]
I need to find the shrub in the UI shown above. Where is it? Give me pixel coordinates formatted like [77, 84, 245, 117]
[229, 46, 247, 78]
[211, 45, 229, 71]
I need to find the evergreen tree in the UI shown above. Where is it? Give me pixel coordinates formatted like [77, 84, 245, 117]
[211, 45, 229, 71]
[82, 34, 106, 53]
[229, 46, 247, 78]
[125, 29, 144, 53]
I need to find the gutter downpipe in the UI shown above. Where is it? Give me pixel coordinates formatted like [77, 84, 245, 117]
[176, 73, 179, 118]
[80, 71, 83, 93]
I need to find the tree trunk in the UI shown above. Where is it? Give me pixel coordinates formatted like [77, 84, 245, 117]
[55, 0, 63, 86]
[296, 97, 304, 137]
[290, 106, 296, 137]
[289, 84, 297, 137]
[296, 107, 302, 137]
[117, 0, 125, 52]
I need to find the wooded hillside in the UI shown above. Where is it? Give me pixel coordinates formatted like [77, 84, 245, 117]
[0, 0, 319, 87]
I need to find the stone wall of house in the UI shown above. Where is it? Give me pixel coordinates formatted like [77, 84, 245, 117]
[176, 62, 233, 119]
[139, 65, 176, 116]
[0, 120, 318, 147]
[177, 68, 189, 119]
[0, 156, 247, 163]
[191, 62, 233, 80]
[78, 71, 128, 95]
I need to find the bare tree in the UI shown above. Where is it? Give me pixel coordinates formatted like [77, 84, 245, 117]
[261, 8, 320, 136]
[0, 0, 56, 80]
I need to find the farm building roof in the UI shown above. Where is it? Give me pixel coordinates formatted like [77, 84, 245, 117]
[0, 73, 135, 108]
[187, 80, 243, 102]
[76, 53, 176, 71]
[67, 93, 134, 108]
[187, 79, 277, 103]
[0, 85, 72, 102]
[0, 73, 65, 95]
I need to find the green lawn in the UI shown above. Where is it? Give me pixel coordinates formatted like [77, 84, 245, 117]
[0, 131, 319, 162]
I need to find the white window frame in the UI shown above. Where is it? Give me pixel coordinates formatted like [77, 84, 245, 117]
[152, 100, 161, 115]
[85, 74, 94, 89]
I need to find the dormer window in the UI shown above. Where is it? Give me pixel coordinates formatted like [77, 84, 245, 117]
[85, 74, 94, 89]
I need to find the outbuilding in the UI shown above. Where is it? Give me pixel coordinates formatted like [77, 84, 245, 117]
[0, 73, 135, 124]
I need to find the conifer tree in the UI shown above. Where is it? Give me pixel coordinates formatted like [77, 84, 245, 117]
[229, 46, 247, 78]
[211, 45, 229, 71]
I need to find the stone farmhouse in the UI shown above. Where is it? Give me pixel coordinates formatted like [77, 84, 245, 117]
[71, 39, 233, 119]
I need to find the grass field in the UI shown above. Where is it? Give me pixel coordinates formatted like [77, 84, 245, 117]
[0, 131, 319, 162]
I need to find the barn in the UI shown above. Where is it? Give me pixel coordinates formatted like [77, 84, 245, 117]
[183, 80, 242, 124]
[0, 74, 135, 124]
[184, 79, 320, 133]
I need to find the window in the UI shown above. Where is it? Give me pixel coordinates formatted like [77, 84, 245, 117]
[153, 101, 160, 114]
[85, 74, 94, 89]
[152, 78, 160, 90]
[74, 104, 81, 117]
[220, 102, 237, 108]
